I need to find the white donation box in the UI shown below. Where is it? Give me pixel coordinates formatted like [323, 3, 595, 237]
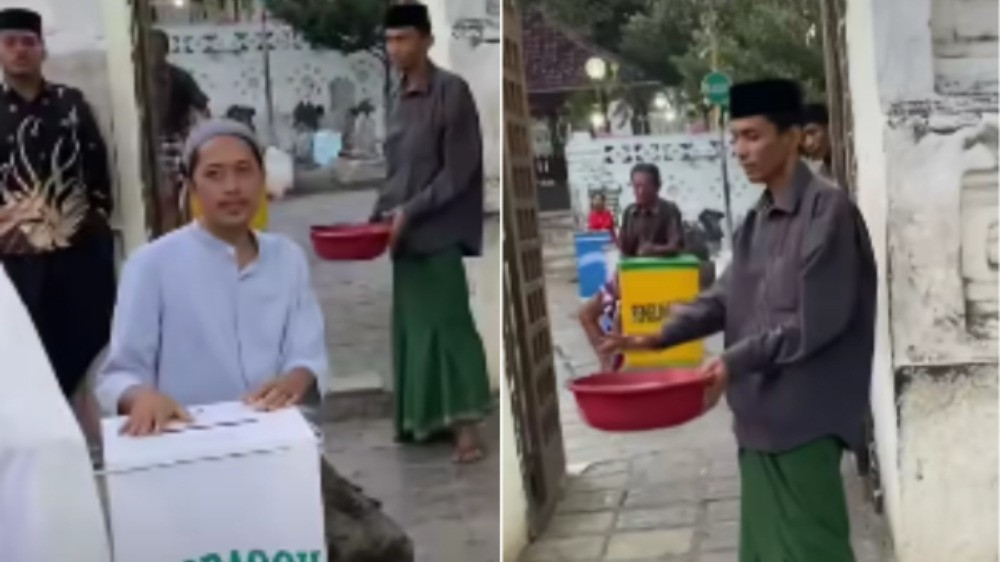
[101, 402, 326, 562]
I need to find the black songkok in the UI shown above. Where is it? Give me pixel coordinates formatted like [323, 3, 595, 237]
[383, 4, 432, 34]
[802, 102, 830, 126]
[729, 79, 804, 120]
[0, 8, 41, 36]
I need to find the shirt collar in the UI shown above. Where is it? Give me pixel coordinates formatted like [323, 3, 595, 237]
[632, 198, 662, 216]
[189, 221, 262, 271]
[400, 62, 437, 96]
[756, 160, 812, 215]
[1, 79, 53, 103]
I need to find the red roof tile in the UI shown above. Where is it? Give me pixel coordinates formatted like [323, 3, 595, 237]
[521, 8, 653, 93]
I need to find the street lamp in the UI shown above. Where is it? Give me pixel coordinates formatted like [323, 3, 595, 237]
[584, 56, 610, 134]
[589, 111, 607, 131]
[584, 57, 608, 81]
[653, 92, 669, 111]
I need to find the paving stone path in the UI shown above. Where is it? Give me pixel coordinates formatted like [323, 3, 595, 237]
[323, 414, 500, 562]
[270, 190, 393, 392]
[271, 191, 500, 562]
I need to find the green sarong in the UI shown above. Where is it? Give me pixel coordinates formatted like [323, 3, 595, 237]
[739, 438, 855, 562]
[392, 248, 493, 442]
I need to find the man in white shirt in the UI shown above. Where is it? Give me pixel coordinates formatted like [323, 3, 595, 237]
[96, 119, 413, 561]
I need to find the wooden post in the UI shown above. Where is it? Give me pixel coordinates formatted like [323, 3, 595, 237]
[820, 0, 847, 188]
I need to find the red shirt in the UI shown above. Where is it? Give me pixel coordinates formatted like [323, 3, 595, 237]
[588, 210, 615, 233]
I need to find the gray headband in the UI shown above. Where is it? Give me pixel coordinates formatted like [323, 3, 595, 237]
[181, 118, 263, 175]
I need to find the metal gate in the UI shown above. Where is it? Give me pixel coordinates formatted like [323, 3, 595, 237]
[503, 0, 566, 536]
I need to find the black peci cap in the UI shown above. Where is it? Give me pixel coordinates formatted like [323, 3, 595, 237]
[384, 3, 432, 34]
[0, 8, 42, 36]
[802, 102, 830, 126]
[729, 79, 804, 120]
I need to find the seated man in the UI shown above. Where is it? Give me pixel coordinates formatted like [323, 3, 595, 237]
[579, 162, 685, 370]
[94, 119, 412, 562]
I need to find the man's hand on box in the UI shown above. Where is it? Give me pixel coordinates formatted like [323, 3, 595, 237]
[244, 369, 315, 412]
[120, 387, 192, 437]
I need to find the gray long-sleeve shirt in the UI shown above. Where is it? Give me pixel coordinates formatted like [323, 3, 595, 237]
[372, 63, 484, 258]
[656, 162, 877, 453]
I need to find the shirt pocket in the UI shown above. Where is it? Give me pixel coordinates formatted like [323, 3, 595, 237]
[764, 255, 800, 312]
[406, 119, 441, 163]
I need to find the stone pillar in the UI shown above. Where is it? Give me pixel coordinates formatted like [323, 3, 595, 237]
[847, 0, 998, 560]
[98, 0, 148, 258]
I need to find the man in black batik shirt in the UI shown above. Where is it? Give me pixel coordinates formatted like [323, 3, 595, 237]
[0, 8, 116, 400]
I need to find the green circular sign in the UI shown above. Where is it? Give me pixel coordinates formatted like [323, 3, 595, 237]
[701, 72, 732, 107]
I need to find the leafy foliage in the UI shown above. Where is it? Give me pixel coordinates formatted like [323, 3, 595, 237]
[264, 0, 387, 58]
[668, 0, 826, 109]
[531, 0, 826, 115]
[617, 0, 705, 88]
[265, 0, 393, 120]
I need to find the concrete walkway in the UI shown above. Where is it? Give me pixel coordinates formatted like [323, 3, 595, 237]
[520, 275, 895, 562]
[271, 192, 499, 562]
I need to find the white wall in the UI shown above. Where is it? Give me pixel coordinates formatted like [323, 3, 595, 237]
[161, 23, 385, 153]
[848, 0, 998, 559]
[427, 0, 503, 389]
[501, 375, 530, 562]
[844, 0, 903, 541]
[565, 131, 759, 244]
[467, 215, 501, 390]
[426, 0, 502, 189]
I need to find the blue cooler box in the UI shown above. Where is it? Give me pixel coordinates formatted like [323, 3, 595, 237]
[575, 231, 613, 299]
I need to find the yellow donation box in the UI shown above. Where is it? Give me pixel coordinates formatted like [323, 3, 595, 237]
[619, 255, 704, 368]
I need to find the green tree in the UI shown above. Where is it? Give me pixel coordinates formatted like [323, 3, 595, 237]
[617, 0, 704, 88]
[532, 0, 825, 117]
[634, 0, 826, 113]
[265, 0, 392, 115]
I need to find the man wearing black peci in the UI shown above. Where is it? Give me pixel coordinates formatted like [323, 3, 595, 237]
[602, 79, 877, 562]
[0, 8, 116, 404]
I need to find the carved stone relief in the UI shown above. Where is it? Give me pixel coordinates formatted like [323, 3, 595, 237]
[931, 0, 999, 94]
[959, 123, 998, 339]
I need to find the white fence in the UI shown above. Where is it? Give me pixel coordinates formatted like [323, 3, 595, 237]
[565, 132, 762, 242]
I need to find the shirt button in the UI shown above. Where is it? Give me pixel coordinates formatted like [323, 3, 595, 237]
[8, 104, 16, 113]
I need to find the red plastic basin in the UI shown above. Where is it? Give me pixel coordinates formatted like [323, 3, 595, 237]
[310, 223, 390, 261]
[568, 369, 710, 431]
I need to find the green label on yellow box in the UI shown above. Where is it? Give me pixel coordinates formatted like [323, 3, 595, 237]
[185, 550, 321, 562]
[629, 301, 673, 325]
